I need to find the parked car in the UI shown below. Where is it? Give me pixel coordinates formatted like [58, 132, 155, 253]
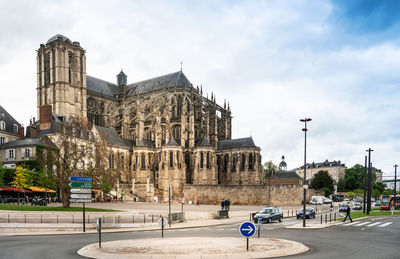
[253, 206, 283, 223]
[353, 203, 362, 210]
[324, 198, 333, 204]
[375, 200, 381, 207]
[344, 198, 349, 201]
[339, 203, 348, 212]
[296, 208, 316, 219]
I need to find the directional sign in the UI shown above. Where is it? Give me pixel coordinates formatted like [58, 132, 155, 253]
[71, 193, 92, 199]
[71, 188, 92, 194]
[70, 199, 92, 203]
[239, 221, 256, 238]
[69, 176, 92, 182]
[69, 182, 92, 188]
[158, 217, 168, 228]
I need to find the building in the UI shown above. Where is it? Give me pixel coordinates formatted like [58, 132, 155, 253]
[0, 105, 23, 147]
[372, 167, 383, 182]
[32, 34, 264, 201]
[296, 159, 346, 186]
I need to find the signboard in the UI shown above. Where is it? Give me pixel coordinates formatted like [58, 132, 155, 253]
[158, 217, 168, 228]
[69, 182, 92, 188]
[70, 199, 92, 203]
[239, 221, 256, 238]
[69, 176, 92, 182]
[71, 193, 92, 199]
[71, 188, 91, 194]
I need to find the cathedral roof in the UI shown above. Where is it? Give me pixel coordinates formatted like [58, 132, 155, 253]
[197, 136, 212, 147]
[217, 137, 257, 150]
[95, 125, 130, 148]
[0, 105, 21, 136]
[137, 139, 155, 148]
[87, 76, 120, 97]
[46, 34, 72, 44]
[166, 135, 179, 146]
[265, 171, 301, 179]
[126, 71, 192, 96]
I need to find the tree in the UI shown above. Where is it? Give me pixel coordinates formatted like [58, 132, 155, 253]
[10, 166, 29, 205]
[37, 120, 113, 207]
[344, 164, 376, 191]
[263, 161, 279, 178]
[337, 178, 346, 192]
[310, 170, 334, 195]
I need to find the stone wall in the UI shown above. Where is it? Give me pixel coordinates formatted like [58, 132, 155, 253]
[182, 184, 304, 206]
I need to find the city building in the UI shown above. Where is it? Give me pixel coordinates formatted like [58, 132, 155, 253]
[0, 105, 23, 147]
[295, 159, 346, 186]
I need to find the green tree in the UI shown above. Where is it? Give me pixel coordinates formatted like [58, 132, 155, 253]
[263, 161, 278, 178]
[344, 164, 376, 191]
[322, 187, 333, 197]
[337, 178, 346, 192]
[310, 170, 334, 195]
[101, 179, 112, 194]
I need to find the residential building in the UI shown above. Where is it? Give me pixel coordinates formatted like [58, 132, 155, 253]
[0, 105, 23, 146]
[296, 159, 346, 185]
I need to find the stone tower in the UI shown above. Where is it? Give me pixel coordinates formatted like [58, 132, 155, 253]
[37, 34, 87, 119]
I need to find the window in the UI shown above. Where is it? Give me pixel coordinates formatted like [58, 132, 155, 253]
[0, 137, 7, 145]
[0, 121, 5, 130]
[141, 154, 145, 170]
[170, 151, 174, 168]
[249, 153, 254, 170]
[22, 148, 32, 158]
[241, 154, 246, 171]
[109, 153, 114, 169]
[200, 152, 204, 168]
[6, 149, 15, 160]
[206, 152, 210, 169]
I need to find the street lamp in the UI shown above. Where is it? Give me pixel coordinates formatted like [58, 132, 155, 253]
[300, 117, 311, 228]
[394, 165, 398, 208]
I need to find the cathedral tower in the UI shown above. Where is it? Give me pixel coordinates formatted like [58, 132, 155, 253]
[37, 34, 87, 119]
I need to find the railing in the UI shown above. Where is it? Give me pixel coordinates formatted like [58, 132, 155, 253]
[169, 212, 185, 223]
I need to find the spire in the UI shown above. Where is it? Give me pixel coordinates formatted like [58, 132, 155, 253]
[224, 99, 226, 109]
[228, 101, 230, 111]
[211, 91, 213, 101]
[180, 61, 183, 72]
[117, 70, 127, 86]
[200, 85, 203, 95]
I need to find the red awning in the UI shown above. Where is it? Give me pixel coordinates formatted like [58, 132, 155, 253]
[0, 186, 32, 193]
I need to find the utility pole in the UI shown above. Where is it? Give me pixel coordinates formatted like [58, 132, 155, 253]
[363, 155, 367, 214]
[300, 118, 311, 228]
[394, 165, 398, 207]
[366, 148, 373, 214]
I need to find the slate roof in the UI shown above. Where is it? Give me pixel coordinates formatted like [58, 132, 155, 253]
[197, 137, 211, 147]
[0, 105, 21, 135]
[46, 34, 72, 44]
[166, 135, 179, 146]
[137, 138, 155, 148]
[0, 136, 56, 149]
[265, 171, 302, 179]
[299, 159, 345, 169]
[87, 75, 120, 97]
[95, 126, 130, 148]
[217, 137, 257, 150]
[86, 71, 193, 98]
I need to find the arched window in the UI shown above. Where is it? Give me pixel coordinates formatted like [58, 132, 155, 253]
[232, 155, 237, 171]
[200, 152, 204, 168]
[141, 154, 145, 170]
[206, 152, 210, 169]
[172, 125, 181, 142]
[109, 153, 114, 169]
[241, 154, 246, 171]
[170, 151, 174, 168]
[249, 153, 254, 170]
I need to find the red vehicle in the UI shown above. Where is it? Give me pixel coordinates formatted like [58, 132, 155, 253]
[380, 195, 400, 210]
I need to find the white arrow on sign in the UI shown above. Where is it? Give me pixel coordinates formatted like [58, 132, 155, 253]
[71, 193, 92, 199]
[242, 225, 254, 234]
[71, 188, 91, 194]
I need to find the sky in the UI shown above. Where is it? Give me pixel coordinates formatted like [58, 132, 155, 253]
[1, 0, 400, 179]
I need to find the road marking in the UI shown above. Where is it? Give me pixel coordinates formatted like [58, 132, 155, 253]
[353, 222, 370, 226]
[378, 222, 392, 227]
[343, 221, 358, 226]
[367, 222, 381, 227]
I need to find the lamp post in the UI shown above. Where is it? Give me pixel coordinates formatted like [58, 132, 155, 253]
[366, 148, 373, 214]
[394, 165, 398, 207]
[300, 118, 312, 228]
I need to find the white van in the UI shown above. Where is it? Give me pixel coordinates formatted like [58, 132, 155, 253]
[310, 196, 324, 205]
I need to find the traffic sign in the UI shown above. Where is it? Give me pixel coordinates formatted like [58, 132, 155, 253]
[71, 193, 92, 199]
[239, 221, 256, 238]
[71, 188, 91, 194]
[70, 199, 92, 203]
[69, 176, 92, 182]
[158, 217, 168, 228]
[69, 182, 92, 188]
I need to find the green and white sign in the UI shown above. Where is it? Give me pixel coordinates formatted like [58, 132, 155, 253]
[69, 182, 92, 188]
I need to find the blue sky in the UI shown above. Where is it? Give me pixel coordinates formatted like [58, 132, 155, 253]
[1, 0, 400, 179]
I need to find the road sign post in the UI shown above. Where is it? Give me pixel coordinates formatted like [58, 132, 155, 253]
[69, 176, 92, 232]
[239, 221, 256, 252]
[158, 217, 168, 238]
[97, 217, 102, 248]
[258, 220, 261, 238]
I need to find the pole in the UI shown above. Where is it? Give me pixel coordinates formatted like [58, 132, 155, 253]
[394, 165, 398, 207]
[161, 217, 164, 238]
[363, 156, 367, 213]
[247, 238, 249, 251]
[98, 218, 102, 248]
[300, 118, 311, 228]
[168, 186, 171, 227]
[83, 202, 86, 232]
[366, 148, 373, 214]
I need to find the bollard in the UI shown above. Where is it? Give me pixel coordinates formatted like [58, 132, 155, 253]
[41, 214, 43, 224]
[250, 213, 252, 220]
[144, 214, 146, 223]
[330, 213, 331, 222]
[152, 215, 154, 223]
[321, 214, 322, 224]
[334, 213, 336, 222]
[57, 215, 59, 224]
[25, 214, 26, 224]
[8, 214, 9, 223]
[118, 215, 120, 224]
[73, 215, 74, 224]
[325, 214, 327, 223]
[133, 215, 135, 224]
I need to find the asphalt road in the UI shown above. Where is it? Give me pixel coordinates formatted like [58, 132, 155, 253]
[0, 216, 399, 259]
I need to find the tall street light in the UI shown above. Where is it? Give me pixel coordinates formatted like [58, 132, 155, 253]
[394, 164, 398, 207]
[300, 117, 311, 228]
[366, 148, 373, 214]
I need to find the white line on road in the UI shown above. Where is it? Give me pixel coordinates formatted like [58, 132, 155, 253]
[378, 222, 392, 227]
[343, 221, 358, 226]
[367, 222, 381, 227]
[353, 222, 371, 226]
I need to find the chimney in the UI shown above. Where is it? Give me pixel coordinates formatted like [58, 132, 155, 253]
[39, 105, 52, 130]
[19, 126, 24, 139]
[30, 125, 37, 139]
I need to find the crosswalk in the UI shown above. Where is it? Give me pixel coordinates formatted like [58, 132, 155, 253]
[342, 220, 393, 228]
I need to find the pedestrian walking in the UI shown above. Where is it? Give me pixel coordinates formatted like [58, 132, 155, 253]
[221, 200, 225, 210]
[226, 199, 231, 211]
[343, 205, 353, 222]
[196, 200, 199, 206]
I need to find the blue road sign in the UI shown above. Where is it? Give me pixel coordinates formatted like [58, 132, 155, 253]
[69, 176, 92, 182]
[239, 221, 256, 238]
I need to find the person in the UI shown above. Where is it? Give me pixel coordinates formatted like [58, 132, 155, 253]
[226, 199, 231, 211]
[343, 205, 352, 222]
[196, 200, 199, 206]
[221, 200, 225, 210]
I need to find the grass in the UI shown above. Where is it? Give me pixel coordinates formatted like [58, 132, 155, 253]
[336, 210, 400, 221]
[0, 204, 121, 212]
